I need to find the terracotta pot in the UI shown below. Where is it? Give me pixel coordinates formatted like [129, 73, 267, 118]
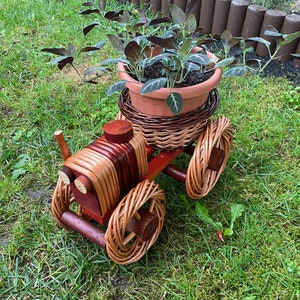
[118, 49, 222, 117]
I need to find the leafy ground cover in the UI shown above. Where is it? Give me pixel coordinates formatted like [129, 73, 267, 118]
[0, 0, 299, 299]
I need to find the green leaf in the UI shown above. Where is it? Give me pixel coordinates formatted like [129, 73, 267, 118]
[247, 37, 271, 50]
[180, 37, 193, 56]
[140, 78, 167, 95]
[214, 57, 234, 68]
[184, 14, 197, 34]
[187, 53, 211, 65]
[221, 30, 232, 47]
[222, 66, 247, 77]
[84, 67, 107, 76]
[166, 92, 183, 114]
[169, 4, 186, 25]
[100, 58, 127, 65]
[264, 28, 281, 38]
[279, 31, 300, 47]
[230, 203, 245, 225]
[145, 53, 171, 66]
[223, 228, 233, 236]
[11, 154, 30, 179]
[186, 62, 200, 73]
[195, 202, 223, 231]
[291, 53, 300, 58]
[107, 80, 126, 96]
[12, 168, 27, 179]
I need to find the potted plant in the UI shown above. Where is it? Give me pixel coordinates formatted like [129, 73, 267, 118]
[42, 1, 237, 116]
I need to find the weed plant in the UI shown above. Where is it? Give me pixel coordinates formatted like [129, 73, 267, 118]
[0, 0, 299, 299]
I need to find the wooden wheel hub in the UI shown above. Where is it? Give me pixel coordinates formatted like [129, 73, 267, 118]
[208, 147, 225, 171]
[126, 208, 159, 241]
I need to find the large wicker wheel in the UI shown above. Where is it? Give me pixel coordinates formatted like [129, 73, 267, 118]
[105, 180, 166, 265]
[51, 178, 78, 230]
[186, 116, 233, 199]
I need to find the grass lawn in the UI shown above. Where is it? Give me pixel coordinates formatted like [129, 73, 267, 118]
[0, 0, 299, 299]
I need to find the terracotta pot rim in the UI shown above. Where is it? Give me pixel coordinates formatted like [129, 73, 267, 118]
[117, 49, 222, 99]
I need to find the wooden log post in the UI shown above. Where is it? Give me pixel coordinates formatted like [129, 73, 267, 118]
[161, 0, 173, 16]
[275, 14, 300, 63]
[131, 0, 140, 6]
[212, 0, 231, 36]
[293, 39, 300, 67]
[173, 0, 187, 11]
[199, 0, 216, 34]
[186, 0, 202, 24]
[226, 0, 250, 37]
[150, 0, 161, 11]
[241, 5, 267, 50]
[256, 9, 286, 57]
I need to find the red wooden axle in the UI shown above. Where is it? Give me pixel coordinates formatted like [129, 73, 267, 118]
[61, 210, 106, 249]
[163, 164, 186, 183]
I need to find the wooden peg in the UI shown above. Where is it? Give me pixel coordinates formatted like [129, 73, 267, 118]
[74, 175, 93, 194]
[54, 130, 71, 161]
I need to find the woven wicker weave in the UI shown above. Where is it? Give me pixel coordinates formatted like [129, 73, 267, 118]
[186, 116, 233, 199]
[105, 179, 166, 265]
[51, 178, 78, 230]
[118, 89, 220, 150]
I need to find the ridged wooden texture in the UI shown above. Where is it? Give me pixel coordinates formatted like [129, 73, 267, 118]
[105, 180, 166, 264]
[186, 116, 233, 199]
[63, 133, 148, 217]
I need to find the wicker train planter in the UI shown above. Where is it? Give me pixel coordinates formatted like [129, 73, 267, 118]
[118, 88, 220, 150]
[51, 111, 233, 265]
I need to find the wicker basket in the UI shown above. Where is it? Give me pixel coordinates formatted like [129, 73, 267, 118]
[118, 89, 220, 150]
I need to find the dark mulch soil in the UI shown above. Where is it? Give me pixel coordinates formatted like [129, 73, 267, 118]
[208, 41, 300, 85]
[142, 46, 299, 86]
[247, 55, 300, 85]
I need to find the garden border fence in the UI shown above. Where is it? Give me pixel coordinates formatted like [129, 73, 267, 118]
[122, 0, 300, 66]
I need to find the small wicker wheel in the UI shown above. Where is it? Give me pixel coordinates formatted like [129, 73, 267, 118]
[51, 178, 78, 230]
[186, 116, 233, 199]
[105, 180, 166, 265]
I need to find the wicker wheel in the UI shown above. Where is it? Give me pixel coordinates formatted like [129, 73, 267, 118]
[186, 116, 233, 199]
[105, 180, 166, 265]
[51, 178, 78, 230]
